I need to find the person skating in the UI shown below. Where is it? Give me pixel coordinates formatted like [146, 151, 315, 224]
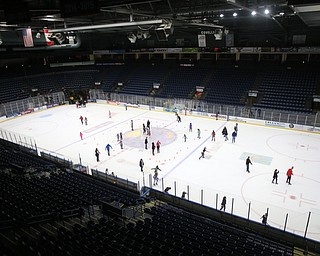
[139, 158, 144, 172]
[151, 142, 156, 155]
[286, 166, 294, 185]
[119, 140, 123, 149]
[234, 123, 238, 133]
[261, 213, 268, 225]
[220, 196, 226, 211]
[199, 147, 206, 160]
[189, 123, 192, 132]
[153, 171, 159, 186]
[144, 137, 148, 150]
[183, 134, 187, 142]
[272, 169, 279, 184]
[143, 123, 146, 134]
[211, 130, 216, 141]
[79, 115, 84, 125]
[131, 120, 134, 131]
[80, 132, 83, 140]
[151, 165, 162, 172]
[197, 129, 201, 139]
[156, 140, 161, 153]
[246, 156, 252, 173]
[222, 126, 228, 141]
[105, 143, 113, 156]
[95, 148, 100, 162]
[232, 131, 237, 143]
[84, 117, 88, 125]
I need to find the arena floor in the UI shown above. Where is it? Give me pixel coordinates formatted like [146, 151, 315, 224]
[0, 103, 319, 242]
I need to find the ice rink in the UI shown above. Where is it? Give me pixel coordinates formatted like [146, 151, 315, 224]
[0, 103, 319, 242]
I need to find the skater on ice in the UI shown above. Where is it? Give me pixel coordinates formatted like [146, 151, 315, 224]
[232, 131, 237, 143]
[151, 142, 156, 155]
[286, 166, 294, 185]
[272, 169, 279, 184]
[139, 158, 144, 172]
[105, 143, 113, 156]
[156, 140, 161, 153]
[151, 165, 162, 172]
[95, 148, 100, 162]
[220, 196, 227, 211]
[222, 127, 228, 141]
[199, 147, 206, 160]
[197, 129, 201, 139]
[144, 137, 148, 150]
[246, 156, 252, 173]
[211, 130, 216, 141]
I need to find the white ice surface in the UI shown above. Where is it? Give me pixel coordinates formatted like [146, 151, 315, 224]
[1, 103, 319, 242]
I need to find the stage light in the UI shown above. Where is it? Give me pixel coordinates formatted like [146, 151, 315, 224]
[127, 33, 137, 43]
[219, 14, 224, 18]
[264, 9, 270, 14]
[251, 11, 257, 16]
[233, 12, 237, 17]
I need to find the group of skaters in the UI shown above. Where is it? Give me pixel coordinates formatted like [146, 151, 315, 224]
[142, 120, 162, 156]
[79, 115, 88, 125]
[139, 158, 162, 187]
[222, 123, 238, 143]
[272, 166, 294, 185]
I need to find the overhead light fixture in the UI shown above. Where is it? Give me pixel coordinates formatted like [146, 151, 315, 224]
[219, 14, 224, 18]
[155, 22, 174, 41]
[127, 32, 137, 43]
[279, 12, 285, 16]
[141, 31, 151, 40]
[251, 11, 257, 16]
[233, 12, 237, 17]
[264, 9, 270, 15]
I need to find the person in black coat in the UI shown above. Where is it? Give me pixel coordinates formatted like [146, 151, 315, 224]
[272, 169, 279, 184]
[246, 156, 252, 172]
[220, 196, 226, 211]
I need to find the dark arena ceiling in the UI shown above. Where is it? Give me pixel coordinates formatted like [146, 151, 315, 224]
[0, 0, 320, 50]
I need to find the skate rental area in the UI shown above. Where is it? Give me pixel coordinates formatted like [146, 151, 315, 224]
[0, 102, 319, 242]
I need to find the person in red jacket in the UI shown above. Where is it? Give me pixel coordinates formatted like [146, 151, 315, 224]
[286, 166, 294, 185]
[211, 130, 216, 141]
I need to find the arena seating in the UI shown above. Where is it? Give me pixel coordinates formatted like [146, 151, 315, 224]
[204, 68, 257, 105]
[0, 63, 319, 113]
[158, 67, 211, 99]
[0, 139, 318, 255]
[120, 65, 170, 96]
[253, 70, 318, 113]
